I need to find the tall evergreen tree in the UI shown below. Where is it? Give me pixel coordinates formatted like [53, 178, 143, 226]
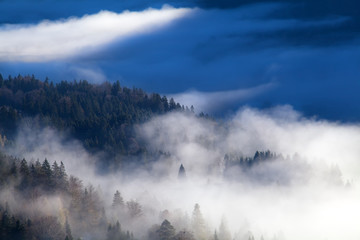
[19, 159, 29, 175]
[19, 159, 30, 190]
[52, 161, 60, 176]
[59, 161, 68, 189]
[214, 231, 219, 240]
[65, 216, 73, 240]
[178, 164, 186, 180]
[157, 220, 175, 240]
[41, 158, 52, 190]
[112, 190, 124, 208]
[52, 161, 60, 188]
[191, 204, 208, 240]
[169, 98, 176, 110]
[10, 162, 17, 177]
[218, 217, 231, 240]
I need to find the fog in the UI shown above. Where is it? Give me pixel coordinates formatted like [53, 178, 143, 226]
[4, 106, 360, 240]
[169, 82, 275, 115]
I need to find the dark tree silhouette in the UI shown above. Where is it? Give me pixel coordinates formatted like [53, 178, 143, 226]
[112, 190, 124, 208]
[178, 164, 186, 180]
[157, 220, 175, 240]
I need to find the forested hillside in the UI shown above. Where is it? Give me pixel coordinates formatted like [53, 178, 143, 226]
[0, 74, 351, 240]
[0, 74, 191, 156]
[0, 149, 347, 240]
[0, 151, 141, 240]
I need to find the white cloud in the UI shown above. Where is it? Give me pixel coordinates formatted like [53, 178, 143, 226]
[70, 66, 107, 83]
[8, 106, 360, 240]
[0, 6, 193, 62]
[170, 82, 276, 114]
[138, 107, 360, 240]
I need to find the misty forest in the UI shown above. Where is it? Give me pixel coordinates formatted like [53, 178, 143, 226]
[1, 0, 360, 239]
[0, 74, 357, 240]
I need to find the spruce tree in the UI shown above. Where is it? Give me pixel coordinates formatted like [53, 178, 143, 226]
[218, 217, 231, 240]
[19, 158, 30, 190]
[41, 158, 52, 190]
[178, 164, 186, 180]
[65, 217, 73, 240]
[10, 161, 17, 177]
[191, 204, 208, 240]
[59, 161, 69, 191]
[214, 231, 219, 240]
[112, 190, 124, 208]
[157, 219, 175, 240]
[19, 159, 29, 176]
[52, 161, 60, 188]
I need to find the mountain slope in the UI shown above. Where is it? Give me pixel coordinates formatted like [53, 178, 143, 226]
[0, 74, 187, 156]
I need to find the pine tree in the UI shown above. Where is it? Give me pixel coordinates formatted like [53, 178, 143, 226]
[191, 204, 208, 240]
[248, 234, 255, 240]
[52, 161, 60, 188]
[59, 161, 69, 191]
[52, 161, 60, 176]
[10, 161, 17, 177]
[19, 158, 30, 190]
[218, 217, 231, 240]
[19, 159, 29, 176]
[42, 159, 51, 175]
[30, 163, 38, 186]
[214, 231, 219, 240]
[112, 221, 122, 240]
[112, 190, 124, 208]
[41, 158, 52, 190]
[157, 219, 175, 240]
[169, 98, 176, 110]
[178, 164, 186, 180]
[65, 217, 73, 240]
[111, 81, 121, 96]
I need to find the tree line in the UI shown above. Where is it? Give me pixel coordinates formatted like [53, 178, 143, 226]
[0, 74, 196, 157]
[0, 150, 141, 240]
[0, 151, 233, 240]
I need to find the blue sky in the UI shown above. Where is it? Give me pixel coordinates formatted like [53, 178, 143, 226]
[0, 0, 359, 120]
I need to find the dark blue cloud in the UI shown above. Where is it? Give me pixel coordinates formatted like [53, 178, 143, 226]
[1, 0, 359, 24]
[0, 0, 193, 24]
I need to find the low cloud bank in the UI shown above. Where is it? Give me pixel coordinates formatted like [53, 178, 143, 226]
[170, 82, 276, 114]
[4, 106, 360, 240]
